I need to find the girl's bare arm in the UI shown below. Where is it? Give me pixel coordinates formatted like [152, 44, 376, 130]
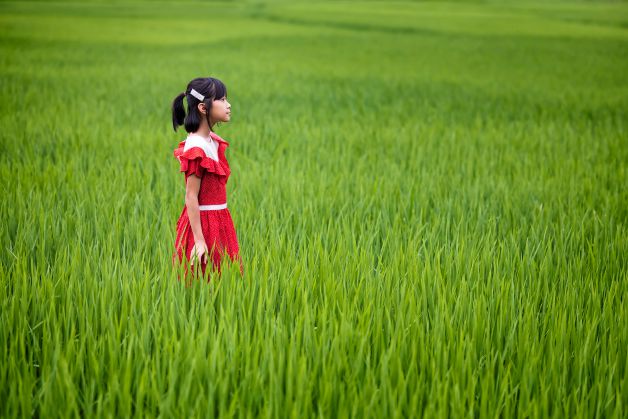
[185, 175, 208, 262]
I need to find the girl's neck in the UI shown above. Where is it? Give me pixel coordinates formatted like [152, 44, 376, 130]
[192, 125, 214, 139]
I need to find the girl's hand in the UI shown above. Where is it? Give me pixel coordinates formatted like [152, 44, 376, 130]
[190, 240, 209, 265]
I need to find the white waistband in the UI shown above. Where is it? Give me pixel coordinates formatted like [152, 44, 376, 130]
[199, 203, 227, 211]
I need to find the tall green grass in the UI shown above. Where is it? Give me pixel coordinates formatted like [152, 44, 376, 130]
[1, 0, 626, 417]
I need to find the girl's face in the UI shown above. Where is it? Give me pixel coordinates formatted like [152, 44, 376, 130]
[209, 95, 231, 124]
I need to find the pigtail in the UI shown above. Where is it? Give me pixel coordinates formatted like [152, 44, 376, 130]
[171, 92, 186, 132]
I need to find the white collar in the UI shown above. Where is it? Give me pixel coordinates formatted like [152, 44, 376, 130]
[183, 134, 219, 162]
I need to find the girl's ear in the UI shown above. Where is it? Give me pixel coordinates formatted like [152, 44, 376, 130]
[197, 102, 206, 115]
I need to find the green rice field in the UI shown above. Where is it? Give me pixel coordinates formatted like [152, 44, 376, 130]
[1, 0, 627, 417]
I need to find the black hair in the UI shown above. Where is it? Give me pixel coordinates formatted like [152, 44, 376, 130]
[171, 77, 228, 133]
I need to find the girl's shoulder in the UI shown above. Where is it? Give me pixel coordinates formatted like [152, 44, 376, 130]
[183, 134, 219, 161]
[173, 133, 230, 178]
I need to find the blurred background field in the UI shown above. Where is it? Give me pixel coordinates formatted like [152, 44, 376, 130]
[1, 0, 627, 417]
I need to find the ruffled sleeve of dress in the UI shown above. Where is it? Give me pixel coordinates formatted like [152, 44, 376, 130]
[173, 135, 229, 178]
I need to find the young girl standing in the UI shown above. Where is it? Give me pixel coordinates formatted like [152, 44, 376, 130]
[171, 77, 242, 281]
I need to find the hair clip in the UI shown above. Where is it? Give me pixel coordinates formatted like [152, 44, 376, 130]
[189, 88, 205, 101]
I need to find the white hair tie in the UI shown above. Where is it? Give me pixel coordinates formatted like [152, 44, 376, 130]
[189, 88, 205, 101]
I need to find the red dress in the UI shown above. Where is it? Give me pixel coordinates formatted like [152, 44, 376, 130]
[172, 131, 242, 281]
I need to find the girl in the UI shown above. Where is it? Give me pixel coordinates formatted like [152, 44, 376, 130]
[171, 77, 242, 282]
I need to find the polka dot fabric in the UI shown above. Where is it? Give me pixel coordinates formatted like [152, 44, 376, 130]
[173, 132, 243, 283]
